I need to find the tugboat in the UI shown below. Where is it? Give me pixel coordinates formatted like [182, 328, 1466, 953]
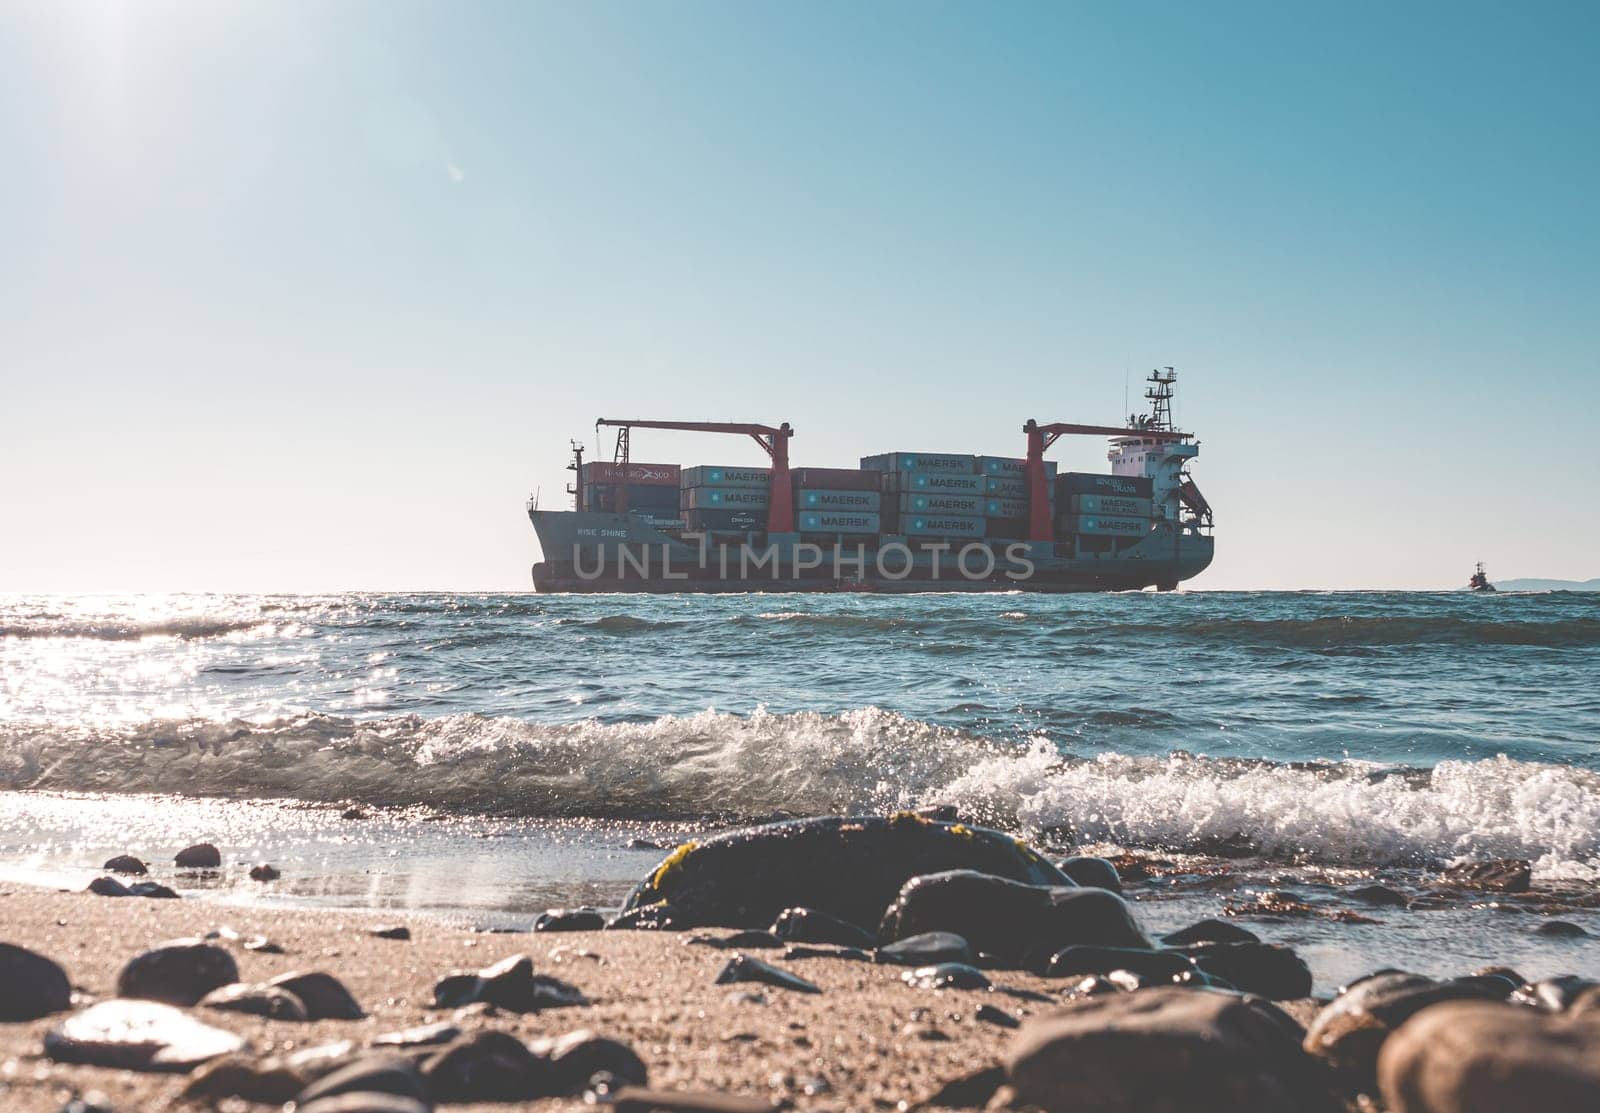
[1468, 561, 1497, 593]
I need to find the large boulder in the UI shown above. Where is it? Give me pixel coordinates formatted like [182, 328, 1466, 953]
[1005, 987, 1335, 1113]
[619, 814, 1068, 929]
[1378, 1001, 1600, 1113]
[879, 869, 1149, 966]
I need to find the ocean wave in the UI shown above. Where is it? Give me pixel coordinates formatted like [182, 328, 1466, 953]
[0, 617, 267, 641]
[1083, 615, 1600, 648]
[3, 709, 1597, 878]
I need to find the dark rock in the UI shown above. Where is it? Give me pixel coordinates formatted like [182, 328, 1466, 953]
[298, 1095, 432, 1113]
[611, 1089, 777, 1113]
[770, 907, 877, 949]
[1065, 973, 1125, 997]
[976, 1003, 1020, 1028]
[1043, 945, 1194, 981]
[1440, 858, 1532, 893]
[268, 972, 364, 1020]
[1378, 1000, 1600, 1113]
[1173, 942, 1314, 1000]
[182, 1053, 308, 1103]
[1510, 975, 1598, 1011]
[920, 1064, 1006, 1108]
[87, 876, 130, 897]
[422, 1031, 550, 1102]
[916, 804, 961, 822]
[875, 931, 973, 967]
[370, 925, 411, 941]
[128, 881, 178, 899]
[878, 869, 1150, 965]
[783, 944, 870, 962]
[199, 982, 309, 1020]
[433, 954, 587, 1012]
[1473, 964, 1525, 985]
[1006, 987, 1334, 1113]
[1346, 883, 1411, 907]
[44, 1000, 247, 1072]
[1535, 920, 1590, 938]
[1160, 918, 1261, 946]
[606, 903, 684, 931]
[117, 938, 239, 1006]
[1171, 968, 1240, 990]
[902, 962, 990, 990]
[535, 1028, 649, 1093]
[1305, 972, 1515, 1090]
[686, 930, 784, 950]
[1056, 856, 1122, 893]
[372, 1022, 461, 1048]
[243, 936, 286, 954]
[534, 908, 606, 932]
[249, 864, 281, 882]
[174, 843, 222, 869]
[620, 814, 1069, 929]
[626, 837, 667, 850]
[103, 855, 148, 875]
[714, 954, 822, 994]
[296, 1054, 429, 1105]
[0, 941, 72, 1020]
[341, 807, 368, 820]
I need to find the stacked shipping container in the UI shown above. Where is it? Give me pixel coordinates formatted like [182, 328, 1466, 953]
[578, 461, 685, 528]
[1054, 473, 1155, 547]
[792, 467, 883, 537]
[679, 465, 771, 532]
[859, 453, 1056, 541]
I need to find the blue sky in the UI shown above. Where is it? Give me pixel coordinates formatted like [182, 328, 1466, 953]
[3, 0, 1596, 591]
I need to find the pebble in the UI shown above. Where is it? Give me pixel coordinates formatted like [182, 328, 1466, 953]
[770, 907, 877, 949]
[1159, 918, 1261, 946]
[198, 982, 310, 1020]
[174, 843, 222, 869]
[298, 1094, 432, 1113]
[1346, 883, 1411, 907]
[1056, 855, 1123, 893]
[535, 1028, 650, 1093]
[182, 1054, 308, 1103]
[1171, 941, 1313, 1000]
[1043, 945, 1194, 981]
[1534, 920, 1589, 938]
[0, 940, 73, 1020]
[369, 925, 411, 941]
[87, 877, 130, 897]
[1065, 973, 1125, 997]
[610, 1088, 776, 1113]
[975, 1003, 1020, 1028]
[372, 1021, 461, 1048]
[714, 954, 822, 994]
[686, 930, 785, 950]
[1440, 858, 1533, 893]
[433, 954, 587, 1012]
[58, 1092, 117, 1113]
[626, 837, 667, 850]
[249, 864, 281, 882]
[877, 868, 1151, 966]
[875, 931, 973, 967]
[783, 944, 870, 962]
[44, 999, 246, 1072]
[267, 971, 365, 1020]
[1379, 1000, 1600, 1113]
[1006, 986, 1332, 1113]
[89, 876, 177, 899]
[901, 962, 991, 990]
[422, 1031, 547, 1102]
[1304, 971, 1514, 1088]
[102, 855, 148, 875]
[117, 938, 240, 1006]
[295, 1054, 429, 1105]
[533, 908, 607, 932]
[244, 936, 286, 954]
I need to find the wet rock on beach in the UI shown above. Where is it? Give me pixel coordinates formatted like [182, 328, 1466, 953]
[174, 843, 222, 869]
[433, 954, 587, 1012]
[117, 938, 239, 1006]
[1, 941, 73, 1020]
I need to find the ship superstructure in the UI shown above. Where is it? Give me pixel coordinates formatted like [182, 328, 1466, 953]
[528, 370, 1215, 593]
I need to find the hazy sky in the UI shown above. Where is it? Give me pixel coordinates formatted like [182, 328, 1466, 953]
[4, 1, 1596, 592]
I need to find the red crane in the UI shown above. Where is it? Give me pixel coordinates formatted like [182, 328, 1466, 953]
[1022, 419, 1190, 542]
[596, 418, 796, 533]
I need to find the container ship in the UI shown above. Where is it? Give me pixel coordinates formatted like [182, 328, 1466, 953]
[528, 370, 1214, 593]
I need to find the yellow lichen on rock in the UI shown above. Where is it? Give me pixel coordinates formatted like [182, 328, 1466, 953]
[649, 840, 700, 891]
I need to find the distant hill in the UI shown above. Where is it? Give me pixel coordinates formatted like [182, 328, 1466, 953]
[1493, 577, 1600, 592]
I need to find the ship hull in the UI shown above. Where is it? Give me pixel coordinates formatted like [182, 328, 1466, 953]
[529, 510, 1212, 593]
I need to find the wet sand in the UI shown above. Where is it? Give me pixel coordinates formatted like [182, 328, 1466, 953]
[0, 883, 1087, 1112]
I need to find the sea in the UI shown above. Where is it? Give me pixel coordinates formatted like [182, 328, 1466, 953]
[3, 590, 1598, 991]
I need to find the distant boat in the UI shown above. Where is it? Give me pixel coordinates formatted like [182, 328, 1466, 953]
[1468, 561, 1497, 593]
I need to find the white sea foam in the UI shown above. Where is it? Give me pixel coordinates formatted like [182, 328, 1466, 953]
[4, 708, 1598, 877]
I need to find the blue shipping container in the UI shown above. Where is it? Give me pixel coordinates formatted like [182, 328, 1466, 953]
[977, 456, 1058, 479]
[860, 452, 976, 476]
[685, 487, 770, 510]
[901, 514, 986, 538]
[1069, 514, 1150, 538]
[1072, 494, 1153, 517]
[888, 472, 986, 495]
[681, 465, 771, 489]
[798, 511, 881, 533]
[799, 489, 881, 511]
[900, 492, 984, 514]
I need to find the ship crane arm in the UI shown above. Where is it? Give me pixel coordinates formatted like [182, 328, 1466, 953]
[1022, 419, 1191, 543]
[595, 418, 796, 532]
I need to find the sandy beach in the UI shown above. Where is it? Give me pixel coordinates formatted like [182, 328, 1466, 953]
[0, 882, 1076, 1112]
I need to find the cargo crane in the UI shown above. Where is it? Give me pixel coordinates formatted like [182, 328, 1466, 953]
[1022, 420, 1189, 542]
[596, 418, 796, 533]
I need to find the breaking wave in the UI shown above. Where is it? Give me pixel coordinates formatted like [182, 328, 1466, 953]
[4, 709, 1597, 878]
